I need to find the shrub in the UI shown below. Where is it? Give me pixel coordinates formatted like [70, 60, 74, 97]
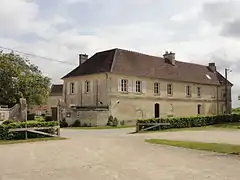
[113, 117, 118, 127]
[60, 118, 68, 128]
[2, 120, 15, 125]
[137, 114, 240, 132]
[71, 120, 81, 127]
[107, 115, 114, 126]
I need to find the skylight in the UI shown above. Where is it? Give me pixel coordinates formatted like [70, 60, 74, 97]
[205, 74, 212, 80]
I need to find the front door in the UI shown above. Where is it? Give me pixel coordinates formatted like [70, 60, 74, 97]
[155, 103, 160, 118]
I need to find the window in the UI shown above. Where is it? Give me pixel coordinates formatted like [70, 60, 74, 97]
[154, 82, 160, 95]
[167, 84, 173, 96]
[85, 81, 90, 93]
[197, 87, 201, 97]
[136, 80, 142, 93]
[197, 104, 201, 115]
[121, 79, 128, 92]
[70, 83, 75, 94]
[186, 85, 191, 97]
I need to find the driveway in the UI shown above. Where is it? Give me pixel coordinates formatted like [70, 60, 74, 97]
[0, 128, 240, 180]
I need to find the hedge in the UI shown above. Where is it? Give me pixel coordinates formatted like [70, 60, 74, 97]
[0, 121, 59, 140]
[137, 114, 240, 131]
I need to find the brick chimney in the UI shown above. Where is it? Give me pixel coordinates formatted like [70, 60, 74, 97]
[163, 51, 175, 65]
[208, 62, 216, 72]
[79, 54, 88, 65]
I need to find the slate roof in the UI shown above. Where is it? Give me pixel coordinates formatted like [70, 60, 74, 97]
[62, 48, 232, 86]
[50, 84, 63, 96]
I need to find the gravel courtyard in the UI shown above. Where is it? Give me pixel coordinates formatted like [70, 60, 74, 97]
[0, 128, 240, 180]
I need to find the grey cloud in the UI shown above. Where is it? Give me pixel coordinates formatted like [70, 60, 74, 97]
[202, 1, 239, 25]
[221, 19, 240, 38]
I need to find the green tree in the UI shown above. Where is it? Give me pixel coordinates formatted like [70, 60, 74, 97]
[0, 51, 51, 106]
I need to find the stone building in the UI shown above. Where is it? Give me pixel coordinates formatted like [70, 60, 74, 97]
[62, 48, 232, 126]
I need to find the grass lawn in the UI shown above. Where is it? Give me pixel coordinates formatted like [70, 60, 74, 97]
[0, 137, 67, 145]
[146, 139, 240, 155]
[65, 125, 135, 130]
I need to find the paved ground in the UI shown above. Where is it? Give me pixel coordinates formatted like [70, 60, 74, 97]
[0, 128, 240, 180]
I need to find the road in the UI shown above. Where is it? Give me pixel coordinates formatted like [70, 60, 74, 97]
[0, 128, 240, 180]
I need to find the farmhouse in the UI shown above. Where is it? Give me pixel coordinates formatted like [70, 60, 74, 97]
[62, 48, 232, 126]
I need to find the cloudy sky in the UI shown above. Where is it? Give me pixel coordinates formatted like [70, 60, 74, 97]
[1, 0, 240, 107]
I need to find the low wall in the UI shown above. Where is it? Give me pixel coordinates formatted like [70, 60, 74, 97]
[0, 108, 9, 121]
[65, 108, 109, 127]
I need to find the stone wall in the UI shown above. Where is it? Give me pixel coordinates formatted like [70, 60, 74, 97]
[65, 108, 109, 127]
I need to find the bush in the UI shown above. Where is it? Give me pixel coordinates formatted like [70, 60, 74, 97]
[2, 120, 15, 125]
[0, 121, 59, 140]
[113, 117, 118, 127]
[137, 114, 240, 132]
[71, 120, 81, 127]
[106, 115, 114, 126]
[60, 118, 68, 128]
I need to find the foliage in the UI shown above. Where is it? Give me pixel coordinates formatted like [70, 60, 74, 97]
[71, 120, 81, 127]
[106, 115, 114, 126]
[2, 120, 15, 125]
[60, 118, 68, 128]
[112, 117, 119, 127]
[34, 116, 45, 121]
[232, 107, 240, 114]
[0, 121, 59, 140]
[137, 114, 240, 131]
[0, 51, 51, 106]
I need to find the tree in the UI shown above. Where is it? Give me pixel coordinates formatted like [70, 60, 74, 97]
[0, 51, 51, 107]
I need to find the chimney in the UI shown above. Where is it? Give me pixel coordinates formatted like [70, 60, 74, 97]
[79, 54, 88, 65]
[163, 51, 175, 65]
[208, 62, 216, 72]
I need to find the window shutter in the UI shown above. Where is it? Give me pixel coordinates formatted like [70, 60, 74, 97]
[90, 80, 93, 93]
[74, 82, 78, 94]
[132, 80, 136, 92]
[82, 81, 85, 93]
[67, 82, 70, 95]
[142, 81, 147, 93]
[118, 79, 122, 92]
[128, 80, 132, 92]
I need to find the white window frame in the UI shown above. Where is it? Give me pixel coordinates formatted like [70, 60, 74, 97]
[154, 82, 160, 95]
[121, 79, 128, 92]
[167, 84, 173, 96]
[186, 85, 191, 97]
[70, 82, 75, 94]
[136, 80, 142, 93]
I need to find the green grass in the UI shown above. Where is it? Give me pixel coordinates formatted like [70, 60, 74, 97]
[65, 125, 135, 130]
[146, 139, 240, 155]
[0, 137, 67, 145]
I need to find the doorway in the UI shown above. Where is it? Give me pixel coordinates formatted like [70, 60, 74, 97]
[155, 103, 160, 118]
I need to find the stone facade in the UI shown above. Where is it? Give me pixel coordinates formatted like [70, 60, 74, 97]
[63, 72, 231, 125]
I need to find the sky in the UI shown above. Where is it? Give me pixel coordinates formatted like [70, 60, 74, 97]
[1, 0, 240, 107]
